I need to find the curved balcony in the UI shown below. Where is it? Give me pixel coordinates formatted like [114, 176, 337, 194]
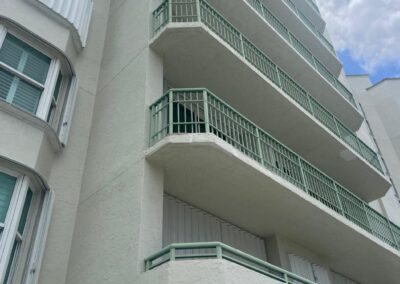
[282, 0, 334, 54]
[144, 242, 316, 284]
[208, 0, 354, 115]
[148, 89, 400, 283]
[149, 89, 398, 248]
[288, 0, 325, 32]
[265, 0, 338, 74]
[151, 0, 384, 178]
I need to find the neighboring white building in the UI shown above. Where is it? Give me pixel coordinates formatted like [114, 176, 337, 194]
[0, 0, 398, 283]
[347, 76, 400, 227]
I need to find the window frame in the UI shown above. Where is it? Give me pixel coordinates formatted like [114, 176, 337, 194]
[0, 24, 71, 133]
[0, 167, 48, 284]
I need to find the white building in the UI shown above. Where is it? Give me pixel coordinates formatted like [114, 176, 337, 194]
[0, 0, 399, 283]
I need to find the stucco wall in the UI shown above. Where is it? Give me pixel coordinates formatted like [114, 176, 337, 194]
[65, 0, 165, 283]
[140, 259, 283, 284]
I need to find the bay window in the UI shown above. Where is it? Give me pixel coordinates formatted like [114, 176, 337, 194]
[0, 24, 73, 135]
[0, 169, 50, 283]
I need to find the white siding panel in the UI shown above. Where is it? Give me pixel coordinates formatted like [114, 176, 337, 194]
[312, 264, 331, 284]
[288, 254, 315, 282]
[35, 0, 93, 47]
[163, 195, 267, 260]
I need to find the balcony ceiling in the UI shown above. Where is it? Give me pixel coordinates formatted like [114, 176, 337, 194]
[146, 134, 400, 284]
[151, 25, 390, 200]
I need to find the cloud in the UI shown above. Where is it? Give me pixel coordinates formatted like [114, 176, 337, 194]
[317, 0, 400, 74]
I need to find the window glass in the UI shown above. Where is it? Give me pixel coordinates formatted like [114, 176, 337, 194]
[47, 72, 63, 123]
[18, 189, 33, 235]
[0, 34, 51, 84]
[4, 240, 18, 283]
[0, 172, 16, 223]
[0, 34, 51, 114]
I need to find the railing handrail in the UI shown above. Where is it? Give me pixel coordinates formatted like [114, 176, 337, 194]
[151, 0, 383, 174]
[281, 0, 334, 59]
[144, 242, 317, 284]
[149, 88, 400, 251]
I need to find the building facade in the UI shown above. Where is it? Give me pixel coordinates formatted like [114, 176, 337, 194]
[0, 0, 399, 283]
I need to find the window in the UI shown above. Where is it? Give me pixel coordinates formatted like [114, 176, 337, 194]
[0, 170, 46, 283]
[0, 25, 72, 133]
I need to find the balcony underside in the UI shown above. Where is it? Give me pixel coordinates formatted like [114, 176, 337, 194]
[208, 0, 342, 80]
[264, 0, 336, 71]
[151, 25, 390, 201]
[146, 134, 400, 284]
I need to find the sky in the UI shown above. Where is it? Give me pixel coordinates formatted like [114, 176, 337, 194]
[317, 0, 400, 84]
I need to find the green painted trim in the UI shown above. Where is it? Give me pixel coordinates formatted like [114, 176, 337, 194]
[151, 0, 382, 173]
[144, 242, 316, 284]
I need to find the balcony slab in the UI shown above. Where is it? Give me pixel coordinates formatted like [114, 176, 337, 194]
[151, 25, 390, 200]
[146, 134, 400, 284]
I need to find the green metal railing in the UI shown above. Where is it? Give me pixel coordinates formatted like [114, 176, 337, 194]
[151, 0, 383, 173]
[282, 0, 332, 54]
[149, 89, 400, 250]
[246, 0, 355, 108]
[144, 242, 316, 284]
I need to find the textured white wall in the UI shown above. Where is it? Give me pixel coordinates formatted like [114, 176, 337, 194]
[140, 259, 284, 284]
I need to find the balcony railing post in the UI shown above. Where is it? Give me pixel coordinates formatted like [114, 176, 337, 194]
[196, 0, 201, 22]
[170, 247, 176, 261]
[275, 66, 282, 87]
[239, 34, 245, 56]
[363, 203, 373, 233]
[168, 91, 174, 134]
[298, 158, 309, 193]
[203, 90, 210, 133]
[333, 117, 341, 137]
[333, 183, 345, 216]
[288, 32, 294, 45]
[307, 95, 314, 116]
[168, 0, 172, 23]
[216, 244, 223, 259]
[283, 273, 289, 284]
[256, 128, 264, 165]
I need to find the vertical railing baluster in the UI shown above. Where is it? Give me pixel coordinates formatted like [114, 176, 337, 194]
[387, 220, 398, 249]
[239, 34, 245, 56]
[307, 95, 314, 115]
[196, 0, 201, 22]
[275, 66, 282, 87]
[169, 91, 174, 134]
[256, 128, 264, 165]
[168, 0, 172, 23]
[203, 90, 210, 133]
[363, 203, 372, 233]
[333, 117, 341, 137]
[333, 182, 345, 216]
[298, 158, 308, 193]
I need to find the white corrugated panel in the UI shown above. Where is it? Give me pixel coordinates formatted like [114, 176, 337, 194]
[312, 264, 331, 284]
[288, 254, 315, 282]
[35, 0, 93, 47]
[163, 195, 267, 260]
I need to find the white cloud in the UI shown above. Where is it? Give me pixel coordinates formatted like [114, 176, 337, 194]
[317, 0, 400, 73]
